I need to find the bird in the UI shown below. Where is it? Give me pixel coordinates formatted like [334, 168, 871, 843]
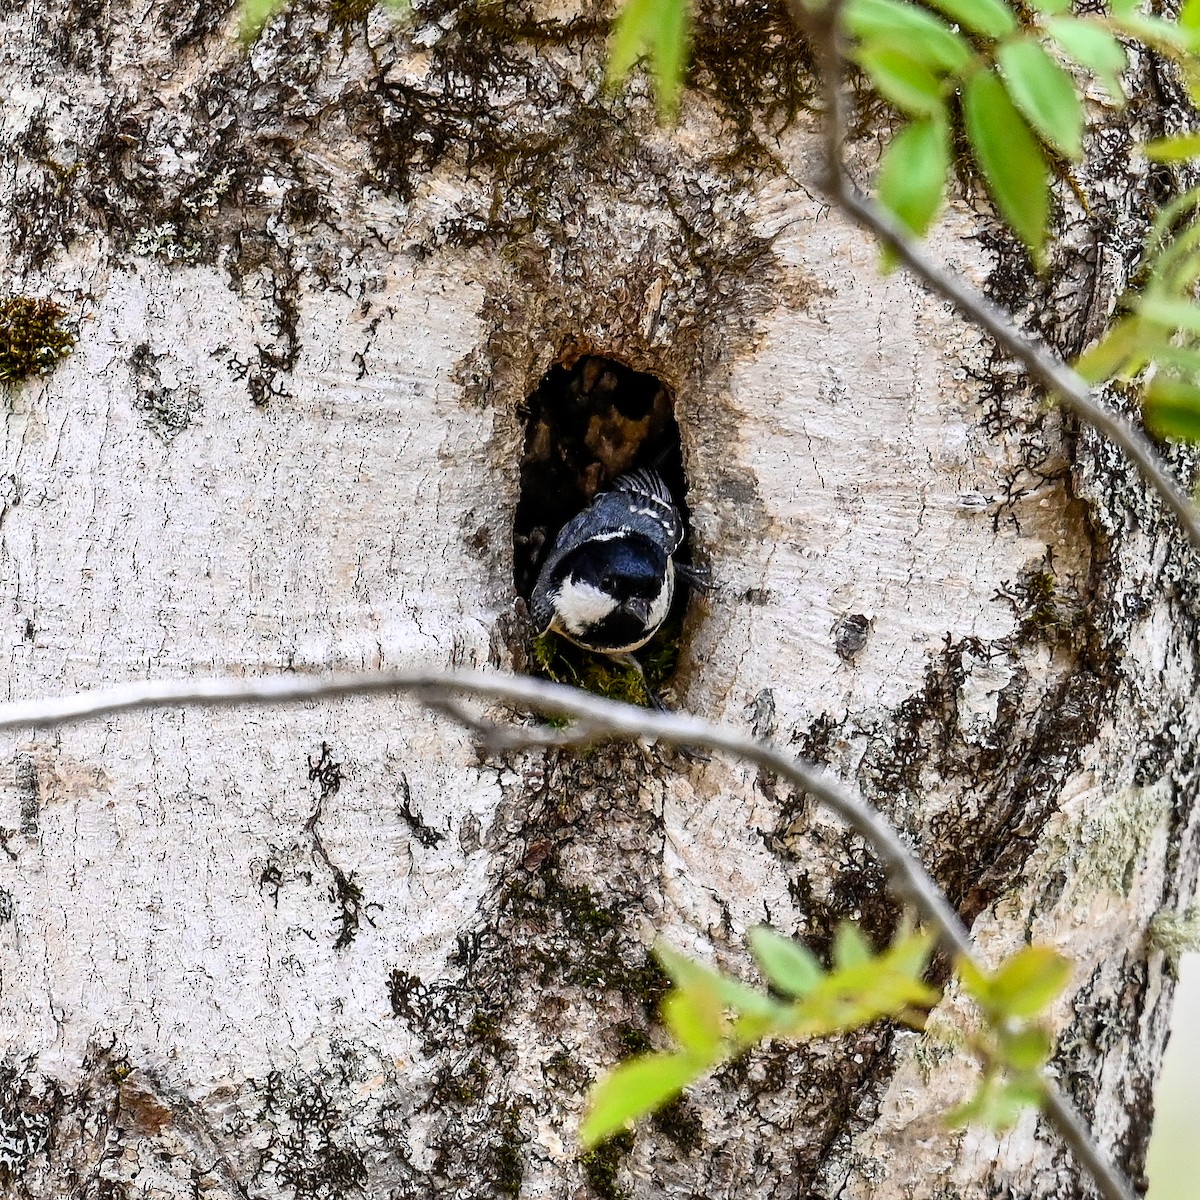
[531, 468, 690, 671]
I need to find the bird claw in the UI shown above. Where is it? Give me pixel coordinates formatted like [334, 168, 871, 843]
[676, 563, 711, 593]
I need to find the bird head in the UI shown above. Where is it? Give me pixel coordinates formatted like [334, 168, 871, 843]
[551, 534, 672, 653]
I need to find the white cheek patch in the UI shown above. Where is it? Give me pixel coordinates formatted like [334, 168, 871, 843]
[552, 578, 619, 637]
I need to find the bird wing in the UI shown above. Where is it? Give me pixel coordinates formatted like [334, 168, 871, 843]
[610, 469, 684, 554]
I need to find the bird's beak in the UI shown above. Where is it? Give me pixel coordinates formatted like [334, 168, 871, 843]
[623, 597, 652, 624]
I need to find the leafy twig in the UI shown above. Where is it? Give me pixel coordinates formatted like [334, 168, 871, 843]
[794, 0, 1200, 555]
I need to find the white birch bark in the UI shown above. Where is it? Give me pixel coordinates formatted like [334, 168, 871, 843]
[0, 2, 1195, 1198]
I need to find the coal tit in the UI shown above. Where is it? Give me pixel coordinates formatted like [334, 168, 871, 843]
[531, 468, 686, 658]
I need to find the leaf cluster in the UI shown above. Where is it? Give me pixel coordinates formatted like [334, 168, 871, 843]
[840, 0, 1134, 270]
[580, 925, 1073, 1148]
[581, 923, 938, 1147]
[1078, 177, 1200, 443]
[950, 945, 1071, 1128]
[602, 0, 1200, 450]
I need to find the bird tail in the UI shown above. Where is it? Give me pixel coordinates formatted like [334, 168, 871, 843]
[613, 467, 674, 506]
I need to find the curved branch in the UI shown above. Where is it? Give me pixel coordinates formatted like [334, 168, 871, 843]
[0, 665, 1133, 1200]
[0, 667, 974, 953]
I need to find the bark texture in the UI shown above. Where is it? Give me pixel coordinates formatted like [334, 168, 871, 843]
[0, 1, 1197, 1198]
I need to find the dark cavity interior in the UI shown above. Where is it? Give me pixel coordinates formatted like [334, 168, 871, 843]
[513, 354, 691, 602]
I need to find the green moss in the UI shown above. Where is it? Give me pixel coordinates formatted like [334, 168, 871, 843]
[690, 0, 816, 146]
[581, 1130, 634, 1200]
[993, 565, 1091, 649]
[651, 1097, 702, 1151]
[533, 633, 651, 707]
[501, 874, 670, 1012]
[912, 1019, 961, 1083]
[542, 1050, 592, 1093]
[492, 1106, 526, 1198]
[1056, 779, 1171, 900]
[614, 1022, 652, 1059]
[0, 298, 74, 383]
[260, 1071, 370, 1200]
[327, 0, 374, 24]
[467, 1008, 503, 1043]
[532, 616, 683, 709]
[430, 1058, 491, 1105]
[1019, 570, 1059, 638]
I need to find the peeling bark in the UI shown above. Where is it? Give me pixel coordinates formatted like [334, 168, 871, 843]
[1, 1, 1197, 1198]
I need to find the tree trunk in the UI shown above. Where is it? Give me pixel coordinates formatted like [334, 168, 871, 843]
[0, 2, 1195, 1198]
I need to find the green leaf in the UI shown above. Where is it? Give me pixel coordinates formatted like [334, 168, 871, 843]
[1001, 1026, 1053, 1071]
[1074, 317, 1153, 383]
[608, 0, 691, 120]
[844, 0, 973, 73]
[963, 68, 1049, 266]
[956, 956, 991, 1003]
[882, 928, 937, 979]
[790, 969, 938, 1036]
[655, 944, 782, 1020]
[238, 0, 289, 44]
[1145, 134, 1200, 163]
[1002, 1073, 1049, 1109]
[944, 1077, 991, 1127]
[580, 1052, 703, 1147]
[1027, 0, 1072, 12]
[1043, 18, 1126, 103]
[996, 38, 1084, 159]
[661, 988, 724, 1057]
[832, 923, 872, 970]
[1139, 297, 1200, 335]
[1161, 250, 1200, 296]
[854, 46, 946, 116]
[878, 116, 950, 242]
[1144, 186, 1200, 260]
[987, 946, 1071, 1018]
[1144, 376, 1200, 441]
[947, 1073, 1046, 1130]
[1184, 0, 1200, 31]
[649, 0, 689, 118]
[1147, 224, 1200, 295]
[749, 927, 824, 998]
[921, 0, 1016, 39]
[1141, 344, 1200, 376]
[1111, 13, 1200, 56]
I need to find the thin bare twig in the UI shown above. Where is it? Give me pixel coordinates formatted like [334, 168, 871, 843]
[423, 694, 601, 751]
[0, 665, 1131, 1197]
[0, 667, 973, 951]
[795, 0, 1200, 554]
